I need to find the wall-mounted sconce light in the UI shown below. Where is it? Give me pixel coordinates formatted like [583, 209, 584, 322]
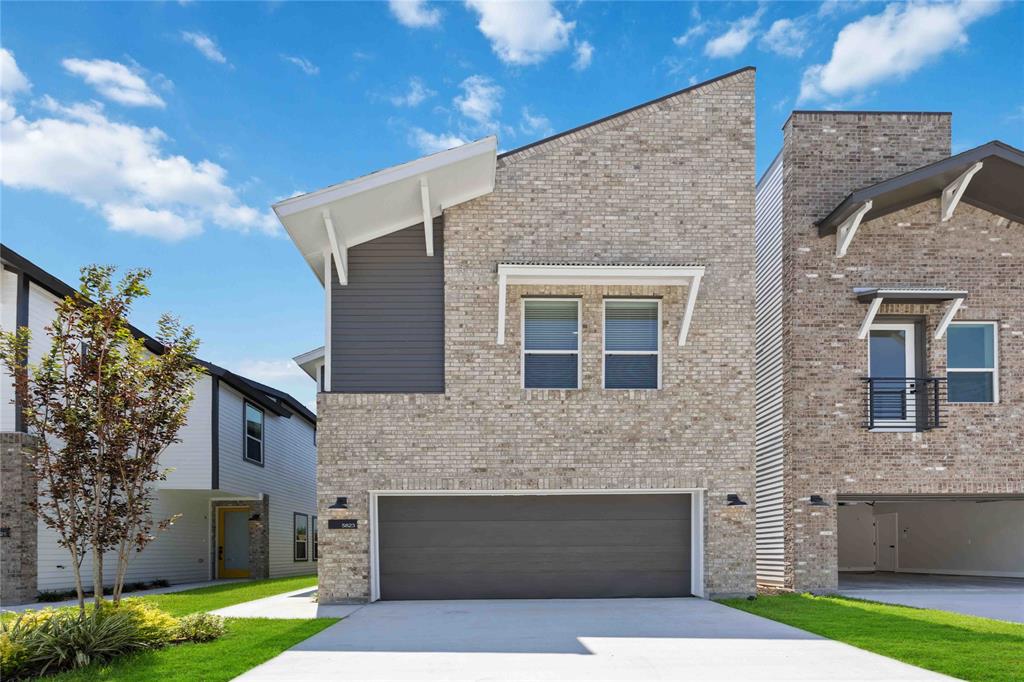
[809, 495, 829, 507]
[248, 513, 262, 522]
[328, 496, 349, 509]
[726, 494, 748, 506]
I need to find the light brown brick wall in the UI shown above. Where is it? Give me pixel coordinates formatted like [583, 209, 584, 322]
[780, 112, 1024, 591]
[1, 433, 38, 605]
[316, 69, 758, 602]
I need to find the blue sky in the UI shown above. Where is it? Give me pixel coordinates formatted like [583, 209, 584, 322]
[2, 1, 1022, 408]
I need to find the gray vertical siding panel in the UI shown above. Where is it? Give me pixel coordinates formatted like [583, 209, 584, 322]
[755, 154, 786, 586]
[330, 219, 445, 393]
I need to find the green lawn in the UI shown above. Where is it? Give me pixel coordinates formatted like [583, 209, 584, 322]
[53, 617, 337, 682]
[140, 574, 318, 616]
[720, 593, 1024, 682]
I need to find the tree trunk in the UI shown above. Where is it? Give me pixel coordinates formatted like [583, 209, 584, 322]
[93, 546, 105, 607]
[113, 538, 130, 604]
[68, 545, 86, 614]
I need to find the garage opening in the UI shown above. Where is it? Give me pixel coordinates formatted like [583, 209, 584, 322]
[376, 493, 693, 600]
[837, 495, 1024, 585]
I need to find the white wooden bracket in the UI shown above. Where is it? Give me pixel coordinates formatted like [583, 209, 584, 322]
[857, 296, 883, 340]
[420, 178, 434, 257]
[678, 274, 702, 346]
[322, 209, 347, 285]
[941, 162, 983, 222]
[836, 200, 872, 258]
[496, 271, 508, 345]
[934, 297, 965, 339]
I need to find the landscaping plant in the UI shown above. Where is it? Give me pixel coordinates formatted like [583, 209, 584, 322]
[175, 613, 226, 643]
[0, 266, 202, 611]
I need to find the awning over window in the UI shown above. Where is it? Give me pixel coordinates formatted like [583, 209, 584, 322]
[273, 137, 497, 286]
[853, 287, 967, 340]
[496, 262, 705, 346]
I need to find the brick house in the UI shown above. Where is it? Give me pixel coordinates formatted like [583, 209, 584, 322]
[278, 67, 758, 602]
[754, 112, 1024, 592]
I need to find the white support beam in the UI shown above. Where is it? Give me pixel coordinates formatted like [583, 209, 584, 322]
[857, 296, 884, 340]
[941, 161, 983, 222]
[420, 178, 434, 257]
[322, 249, 332, 392]
[836, 200, 873, 258]
[322, 209, 347, 285]
[934, 297, 965, 339]
[678, 274, 702, 346]
[496, 271, 508, 345]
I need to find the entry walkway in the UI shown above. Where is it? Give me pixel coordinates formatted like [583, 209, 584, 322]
[237, 598, 949, 681]
[839, 572, 1024, 623]
[210, 586, 361, 619]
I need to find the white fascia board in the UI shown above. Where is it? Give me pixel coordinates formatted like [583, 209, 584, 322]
[495, 264, 705, 345]
[273, 137, 497, 218]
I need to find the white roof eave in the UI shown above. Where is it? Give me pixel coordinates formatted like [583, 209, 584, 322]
[274, 137, 498, 285]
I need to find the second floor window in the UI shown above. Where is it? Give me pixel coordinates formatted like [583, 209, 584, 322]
[947, 322, 998, 403]
[244, 402, 265, 465]
[523, 299, 580, 389]
[604, 300, 660, 389]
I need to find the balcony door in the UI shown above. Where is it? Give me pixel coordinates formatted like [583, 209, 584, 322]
[868, 323, 917, 429]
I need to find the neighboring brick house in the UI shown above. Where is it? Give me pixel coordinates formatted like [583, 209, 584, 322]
[278, 67, 758, 603]
[755, 112, 1024, 592]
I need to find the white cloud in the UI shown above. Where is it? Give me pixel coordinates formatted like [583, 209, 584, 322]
[704, 8, 764, 58]
[62, 58, 165, 108]
[673, 23, 707, 47]
[519, 107, 553, 137]
[572, 40, 594, 71]
[408, 127, 468, 154]
[281, 55, 319, 75]
[799, 0, 1001, 103]
[1, 48, 31, 96]
[759, 18, 809, 58]
[1, 55, 276, 242]
[465, 0, 575, 65]
[454, 74, 503, 132]
[390, 77, 435, 107]
[388, 0, 441, 28]
[181, 31, 228, 65]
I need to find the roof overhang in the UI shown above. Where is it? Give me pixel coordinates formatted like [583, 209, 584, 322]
[854, 287, 967, 341]
[496, 262, 705, 346]
[273, 137, 498, 285]
[819, 141, 1024, 256]
[293, 346, 325, 381]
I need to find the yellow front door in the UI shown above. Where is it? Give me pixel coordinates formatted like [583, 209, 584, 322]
[217, 507, 251, 578]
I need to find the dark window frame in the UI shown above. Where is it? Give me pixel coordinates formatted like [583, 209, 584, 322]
[294, 512, 308, 562]
[311, 515, 318, 561]
[243, 400, 265, 467]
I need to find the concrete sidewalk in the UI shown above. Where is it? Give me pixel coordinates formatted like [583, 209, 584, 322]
[237, 598, 950, 681]
[1, 579, 243, 613]
[210, 587, 362, 619]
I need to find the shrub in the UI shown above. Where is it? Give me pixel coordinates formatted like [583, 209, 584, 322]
[0, 601, 180, 679]
[175, 613, 226, 643]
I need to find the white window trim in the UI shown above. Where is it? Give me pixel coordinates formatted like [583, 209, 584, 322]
[602, 298, 662, 390]
[521, 298, 582, 390]
[947, 321, 999, 404]
[243, 401, 265, 465]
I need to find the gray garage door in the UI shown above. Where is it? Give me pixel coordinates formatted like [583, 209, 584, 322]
[378, 494, 692, 600]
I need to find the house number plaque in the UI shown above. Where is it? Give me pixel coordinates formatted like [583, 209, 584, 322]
[328, 519, 358, 530]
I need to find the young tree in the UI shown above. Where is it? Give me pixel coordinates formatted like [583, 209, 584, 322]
[0, 266, 201, 610]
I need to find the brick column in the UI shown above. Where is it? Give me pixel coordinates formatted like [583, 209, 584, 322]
[1, 433, 38, 605]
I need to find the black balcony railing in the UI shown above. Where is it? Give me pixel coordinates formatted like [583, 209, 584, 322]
[861, 377, 947, 431]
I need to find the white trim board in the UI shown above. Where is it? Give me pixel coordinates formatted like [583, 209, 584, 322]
[367, 488, 707, 602]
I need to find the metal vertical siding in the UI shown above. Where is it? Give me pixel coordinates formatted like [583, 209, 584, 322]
[754, 154, 786, 586]
[330, 219, 444, 393]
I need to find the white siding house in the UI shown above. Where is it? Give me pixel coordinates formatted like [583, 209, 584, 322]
[1, 245, 317, 597]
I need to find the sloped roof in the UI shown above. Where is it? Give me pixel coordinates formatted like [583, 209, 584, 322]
[818, 140, 1024, 235]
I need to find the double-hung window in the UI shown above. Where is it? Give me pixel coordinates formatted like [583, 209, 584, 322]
[294, 513, 308, 561]
[947, 322, 998, 403]
[604, 300, 660, 389]
[523, 299, 580, 389]
[244, 402, 265, 465]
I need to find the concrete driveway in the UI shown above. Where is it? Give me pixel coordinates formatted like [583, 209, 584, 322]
[237, 598, 948, 681]
[839, 573, 1024, 623]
